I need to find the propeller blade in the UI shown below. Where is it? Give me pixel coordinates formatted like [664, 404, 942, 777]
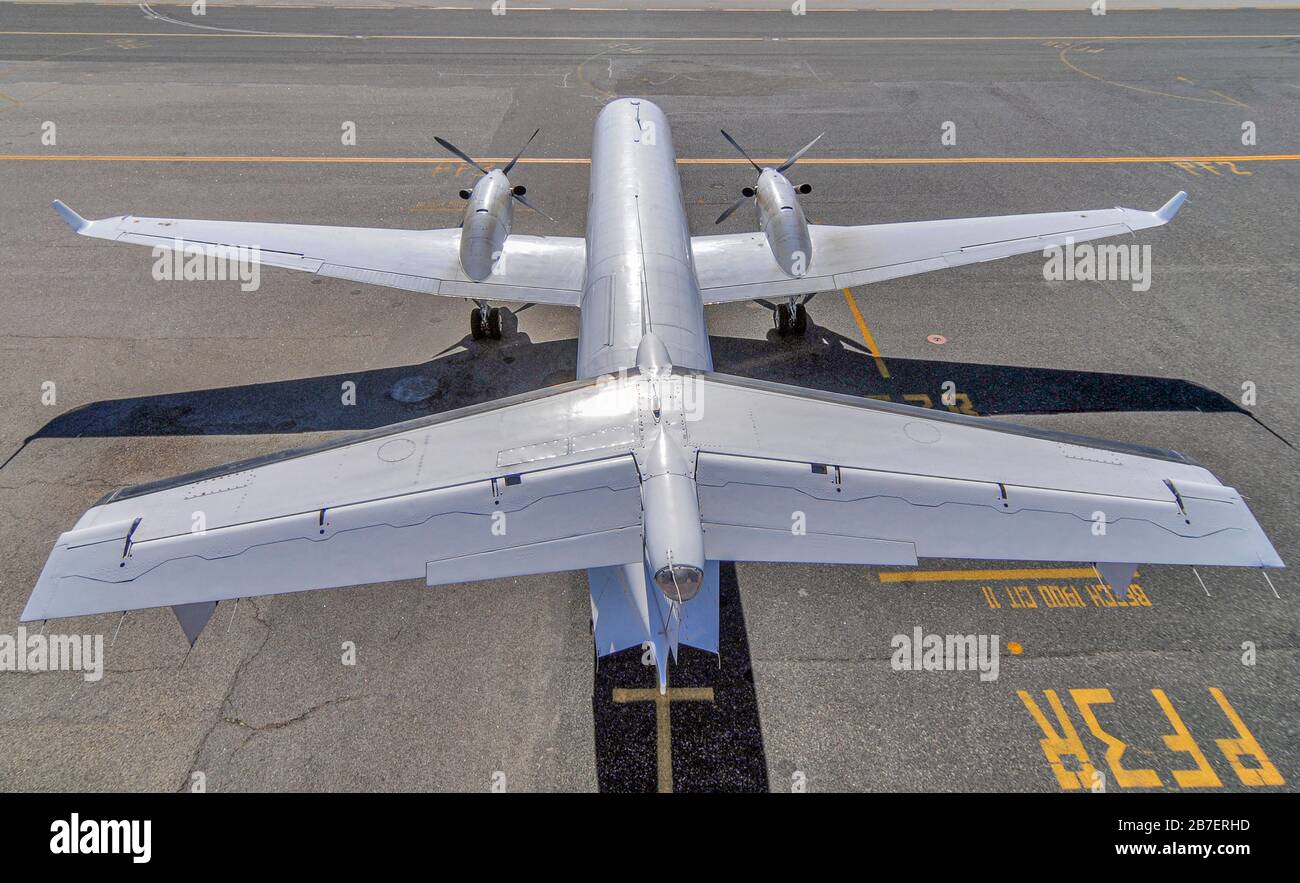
[502, 127, 541, 176]
[434, 136, 490, 175]
[714, 195, 749, 225]
[720, 129, 762, 173]
[512, 191, 554, 222]
[775, 132, 825, 174]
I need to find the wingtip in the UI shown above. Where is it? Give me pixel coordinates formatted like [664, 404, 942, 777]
[51, 199, 88, 233]
[1155, 190, 1188, 223]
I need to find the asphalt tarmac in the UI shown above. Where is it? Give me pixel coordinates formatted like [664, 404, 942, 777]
[0, 3, 1295, 792]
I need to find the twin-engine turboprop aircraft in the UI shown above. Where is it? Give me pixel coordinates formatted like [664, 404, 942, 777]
[27, 98, 1281, 692]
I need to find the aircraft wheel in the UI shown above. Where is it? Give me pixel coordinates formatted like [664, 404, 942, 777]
[470, 309, 486, 340]
[774, 303, 792, 336]
[487, 307, 503, 340]
[792, 303, 809, 335]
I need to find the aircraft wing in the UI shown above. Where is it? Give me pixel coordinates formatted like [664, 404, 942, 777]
[685, 372, 1281, 579]
[24, 366, 1280, 643]
[21, 377, 647, 638]
[51, 200, 586, 306]
[692, 192, 1186, 304]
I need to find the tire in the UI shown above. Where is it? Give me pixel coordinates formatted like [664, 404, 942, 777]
[487, 307, 503, 339]
[775, 303, 791, 336]
[792, 303, 809, 335]
[470, 308, 486, 340]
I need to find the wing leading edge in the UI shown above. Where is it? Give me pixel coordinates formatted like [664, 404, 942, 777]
[51, 201, 586, 306]
[693, 192, 1186, 303]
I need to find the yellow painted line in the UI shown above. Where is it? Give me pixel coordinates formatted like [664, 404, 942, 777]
[3, 154, 1297, 166]
[0, 30, 766, 42]
[6, 0, 1300, 6]
[787, 33, 1299, 41]
[841, 288, 890, 380]
[880, 567, 1103, 584]
[613, 686, 714, 793]
[1, 29, 1297, 43]
[1058, 44, 1249, 108]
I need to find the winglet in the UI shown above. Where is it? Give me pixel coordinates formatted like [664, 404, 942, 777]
[51, 199, 90, 233]
[1155, 191, 1187, 223]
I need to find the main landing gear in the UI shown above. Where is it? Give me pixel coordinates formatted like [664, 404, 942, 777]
[774, 297, 809, 337]
[470, 301, 503, 340]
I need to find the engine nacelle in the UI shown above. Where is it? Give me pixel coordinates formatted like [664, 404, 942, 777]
[458, 169, 516, 281]
[754, 168, 813, 278]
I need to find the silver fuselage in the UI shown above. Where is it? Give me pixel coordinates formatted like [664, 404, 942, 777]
[576, 99, 713, 379]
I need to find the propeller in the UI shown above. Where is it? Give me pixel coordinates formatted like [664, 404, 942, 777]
[434, 128, 552, 221]
[715, 129, 824, 224]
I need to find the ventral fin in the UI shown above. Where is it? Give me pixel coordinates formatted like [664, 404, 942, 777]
[1094, 563, 1138, 601]
[172, 601, 218, 646]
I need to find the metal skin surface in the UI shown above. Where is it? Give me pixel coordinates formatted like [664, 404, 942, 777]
[28, 99, 1281, 699]
[577, 100, 713, 380]
[459, 169, 514, 282]
[753, 167, 813, 278]
[575, 101, 714, 680]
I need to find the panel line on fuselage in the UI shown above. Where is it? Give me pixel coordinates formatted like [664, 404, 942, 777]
[576, 98, 713, 380]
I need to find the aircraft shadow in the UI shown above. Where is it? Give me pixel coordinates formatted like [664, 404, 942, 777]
[591, 562, 768, 793]
[23, 313, 1242, 442]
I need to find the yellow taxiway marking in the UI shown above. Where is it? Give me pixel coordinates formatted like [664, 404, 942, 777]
[841, 288, 890, 380]
[3, 153, 1297, 165]
[613, 686, 714, 794]
[9, 1, 1300, 7]
[785, 33, 1300, 42]
[8, 1, 1300, 7]
[1, 30, 1298, 43]
[880, 567, 1103, 584]
[1058, 44, 1249, 108]
[0, 29, 768, 41]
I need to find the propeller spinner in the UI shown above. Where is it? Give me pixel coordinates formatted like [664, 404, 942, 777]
[434, 129, 551, 281]
[714, 130, 824, 278]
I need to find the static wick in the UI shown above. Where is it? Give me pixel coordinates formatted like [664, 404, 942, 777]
[1192, 568, 1210, 597]
[1261, 569, 1279, 600]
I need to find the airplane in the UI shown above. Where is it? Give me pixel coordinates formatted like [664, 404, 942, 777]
[24, 98, 1281, 693]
